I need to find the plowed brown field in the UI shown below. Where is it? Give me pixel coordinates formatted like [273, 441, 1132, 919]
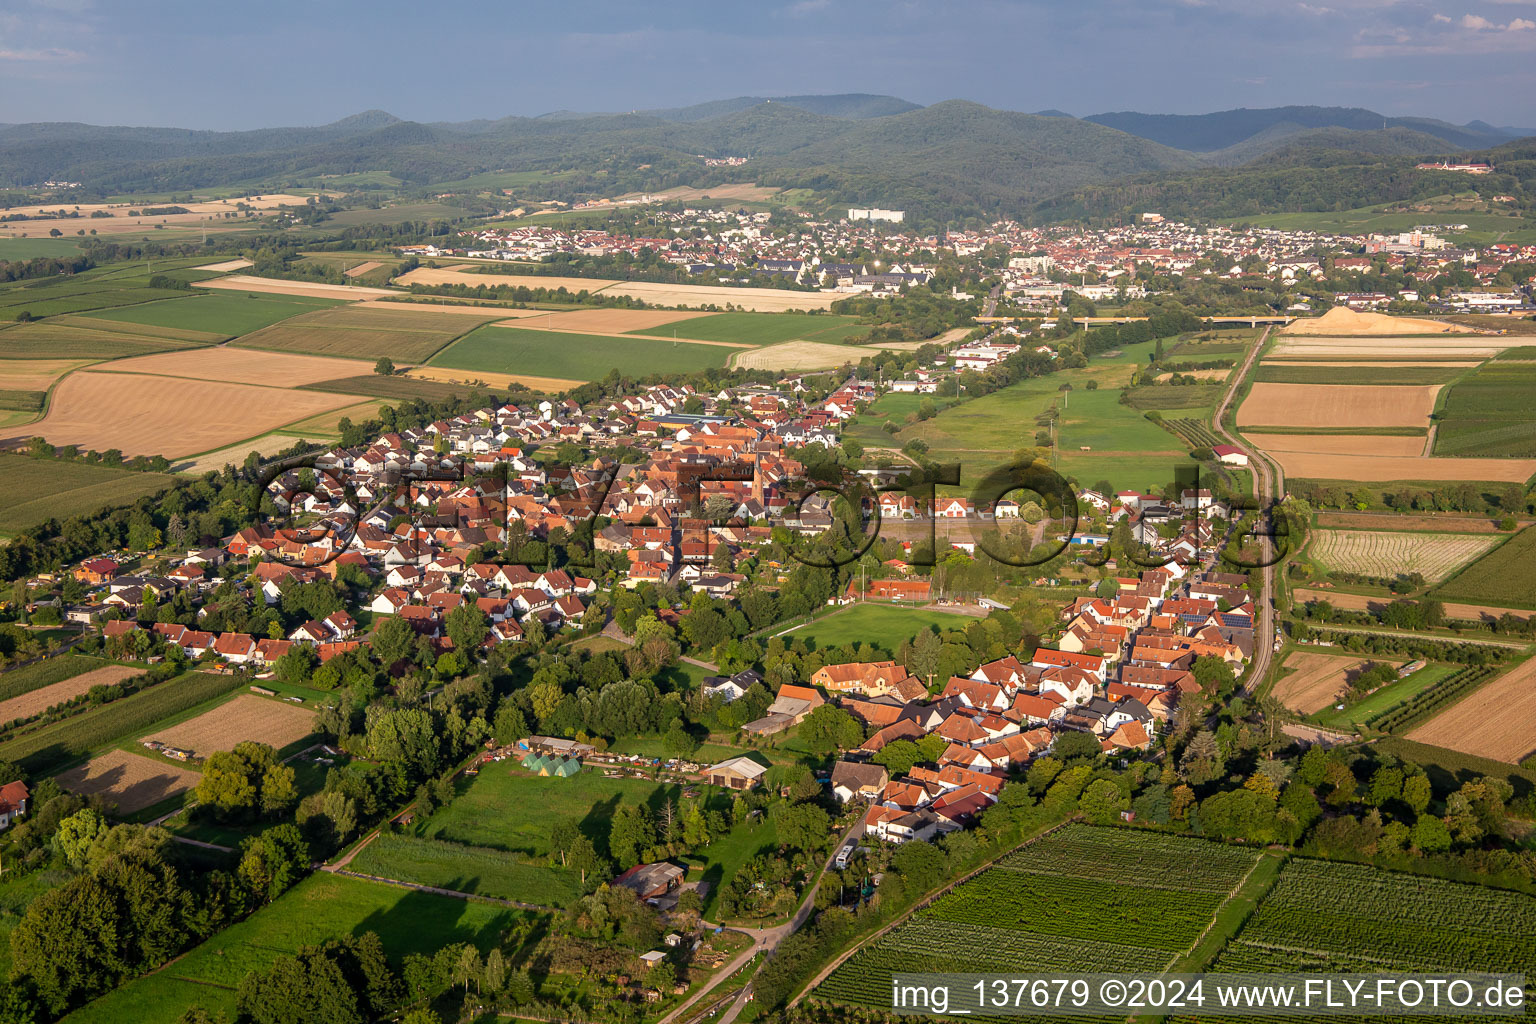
[144, 693, 315, 756]
[1407, 658, 1536, 763]
[56, 748, 201, 814]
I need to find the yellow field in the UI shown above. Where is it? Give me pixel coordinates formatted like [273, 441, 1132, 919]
[395, 266, 841, 312]
[1281, 307, 1475, 335]
[195, 275, 398, 299]
[1267, 337, 1510, 359]
[174, 434, 315, 474]
[1407, 659, 1536, 763]
[0, 358, 95, 390]
[1266, 451, 1536, 483]
[1244, 433, 1427, 457]
[404, 366, 583, 391]
[0, 371, 366, 457]
[730, 341, 864, 370]
[100, 347, 374, 386]
[1238, 383, 1440, 429]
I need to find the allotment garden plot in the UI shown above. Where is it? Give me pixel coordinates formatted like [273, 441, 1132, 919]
[1310, 529, 1499, 582]
[819, 825, 1262, 1012]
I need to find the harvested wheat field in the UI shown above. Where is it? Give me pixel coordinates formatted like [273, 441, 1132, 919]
[1282, 307, 1474, 335]
[0, 371, 364, 457]
[518, 308, 713, 333]
[0, 665, 144, 725]
[1315, 513, 1522, 533]
[1293, 588, 1533, 624]
[101, 347, 374, 387]
[174, 434, 312, 474]
[145, 693, 315, 757]
[195, 275, 397, 299]
[1261, 360, 1482, 368]
[353, 299, 545, 317]
[612, 281, 839, 312]
[1268, 338, 1508, 360]
[1156, 368, 1229, 381]
[731, 341, 863, 371]
[405, 366, 582, 391]
[1272, 651, 1387, 715]
[1310, 529, 1500, 582]
[0, 358, 95, 390]
[1246, 433, 1427, 457]
[56, 748, 201, 814]
[1266, 450, 1536, 483]
[1237, 383, 1439, 429]
[1407, 659, 1536, 763]
[200, 258, 254, 273]
[343, 260, 383, 278]
[395, 267, 617, 292]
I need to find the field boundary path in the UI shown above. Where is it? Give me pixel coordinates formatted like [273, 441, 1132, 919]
[1304, 624, 1527, 649]
[1215, 327, 1280, 696]
[327, 867, 558, 912]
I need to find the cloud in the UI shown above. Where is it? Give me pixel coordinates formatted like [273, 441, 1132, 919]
[1509, 16, 1536, 27]
[0, 46, 81, 61]
[1432, 12, 1452, 21]
[1297, 3, 1334, 13]
[1461, 12, 1494, 27]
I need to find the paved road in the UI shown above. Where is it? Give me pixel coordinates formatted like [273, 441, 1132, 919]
[1213, 327, 1281, 695]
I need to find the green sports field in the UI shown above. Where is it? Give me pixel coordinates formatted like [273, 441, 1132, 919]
[87, 291, 343, 337]
[431, 323, 734, 380]
[781, 603, 972, 652]
[59, 872, 526, 1024]
[0, 454, 177, 535]
[633, 311, 867, 345]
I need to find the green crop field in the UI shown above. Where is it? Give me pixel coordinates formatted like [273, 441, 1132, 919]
[1433, 526, 1536, 608]
[0, 389, 44, 412]
[1209, 858, 1536, 975]
[0, 454, 178, 535]
[0, 321, 208, 360]
[1056, 388, 1188, 452]
[1253, 364, 1464, 386]
[87, 291, 342, 337]
[349, 832, 581, 908]
[416, 766, 778, 915]
[0, 671, 240, 773]
[633, 311, 867, 345]
[782, 604, 972, 652]
[60, 872, 527, 1024]
[1433, 361, 1536, 457]
[0, 237, 86, 259]
[820, 825, 1263, 1012]
[431, 323, 733, 380]
[234, 305, 491, 363]
[0, 654, 115, 703]
[1121, 384, 1224, 410]
[0, 260, 211, 320]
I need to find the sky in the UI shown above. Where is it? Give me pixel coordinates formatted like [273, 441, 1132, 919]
[1, 0, 1534, 131]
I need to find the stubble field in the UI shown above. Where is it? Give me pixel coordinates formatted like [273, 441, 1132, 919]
[143, 693, 316, 757]
[55, 748, 202, 814]
[1272, 652, 1386, 715]
[1237, 383, 1440, 429]
[0, 372, 365, 457]
[1406, 658, 1536, 763]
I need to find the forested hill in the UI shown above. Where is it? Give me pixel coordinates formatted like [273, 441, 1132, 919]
[1084, 105, 1514, 152]
[1029, 137, 1536, 225]
[0, 97, 1528, 225]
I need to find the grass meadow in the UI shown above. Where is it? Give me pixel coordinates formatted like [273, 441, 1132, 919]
[59, 872, 526, 1024]
[632, 311, 866, 345]
[88, 291, 343, 337]
[780, 603, 972, 652]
